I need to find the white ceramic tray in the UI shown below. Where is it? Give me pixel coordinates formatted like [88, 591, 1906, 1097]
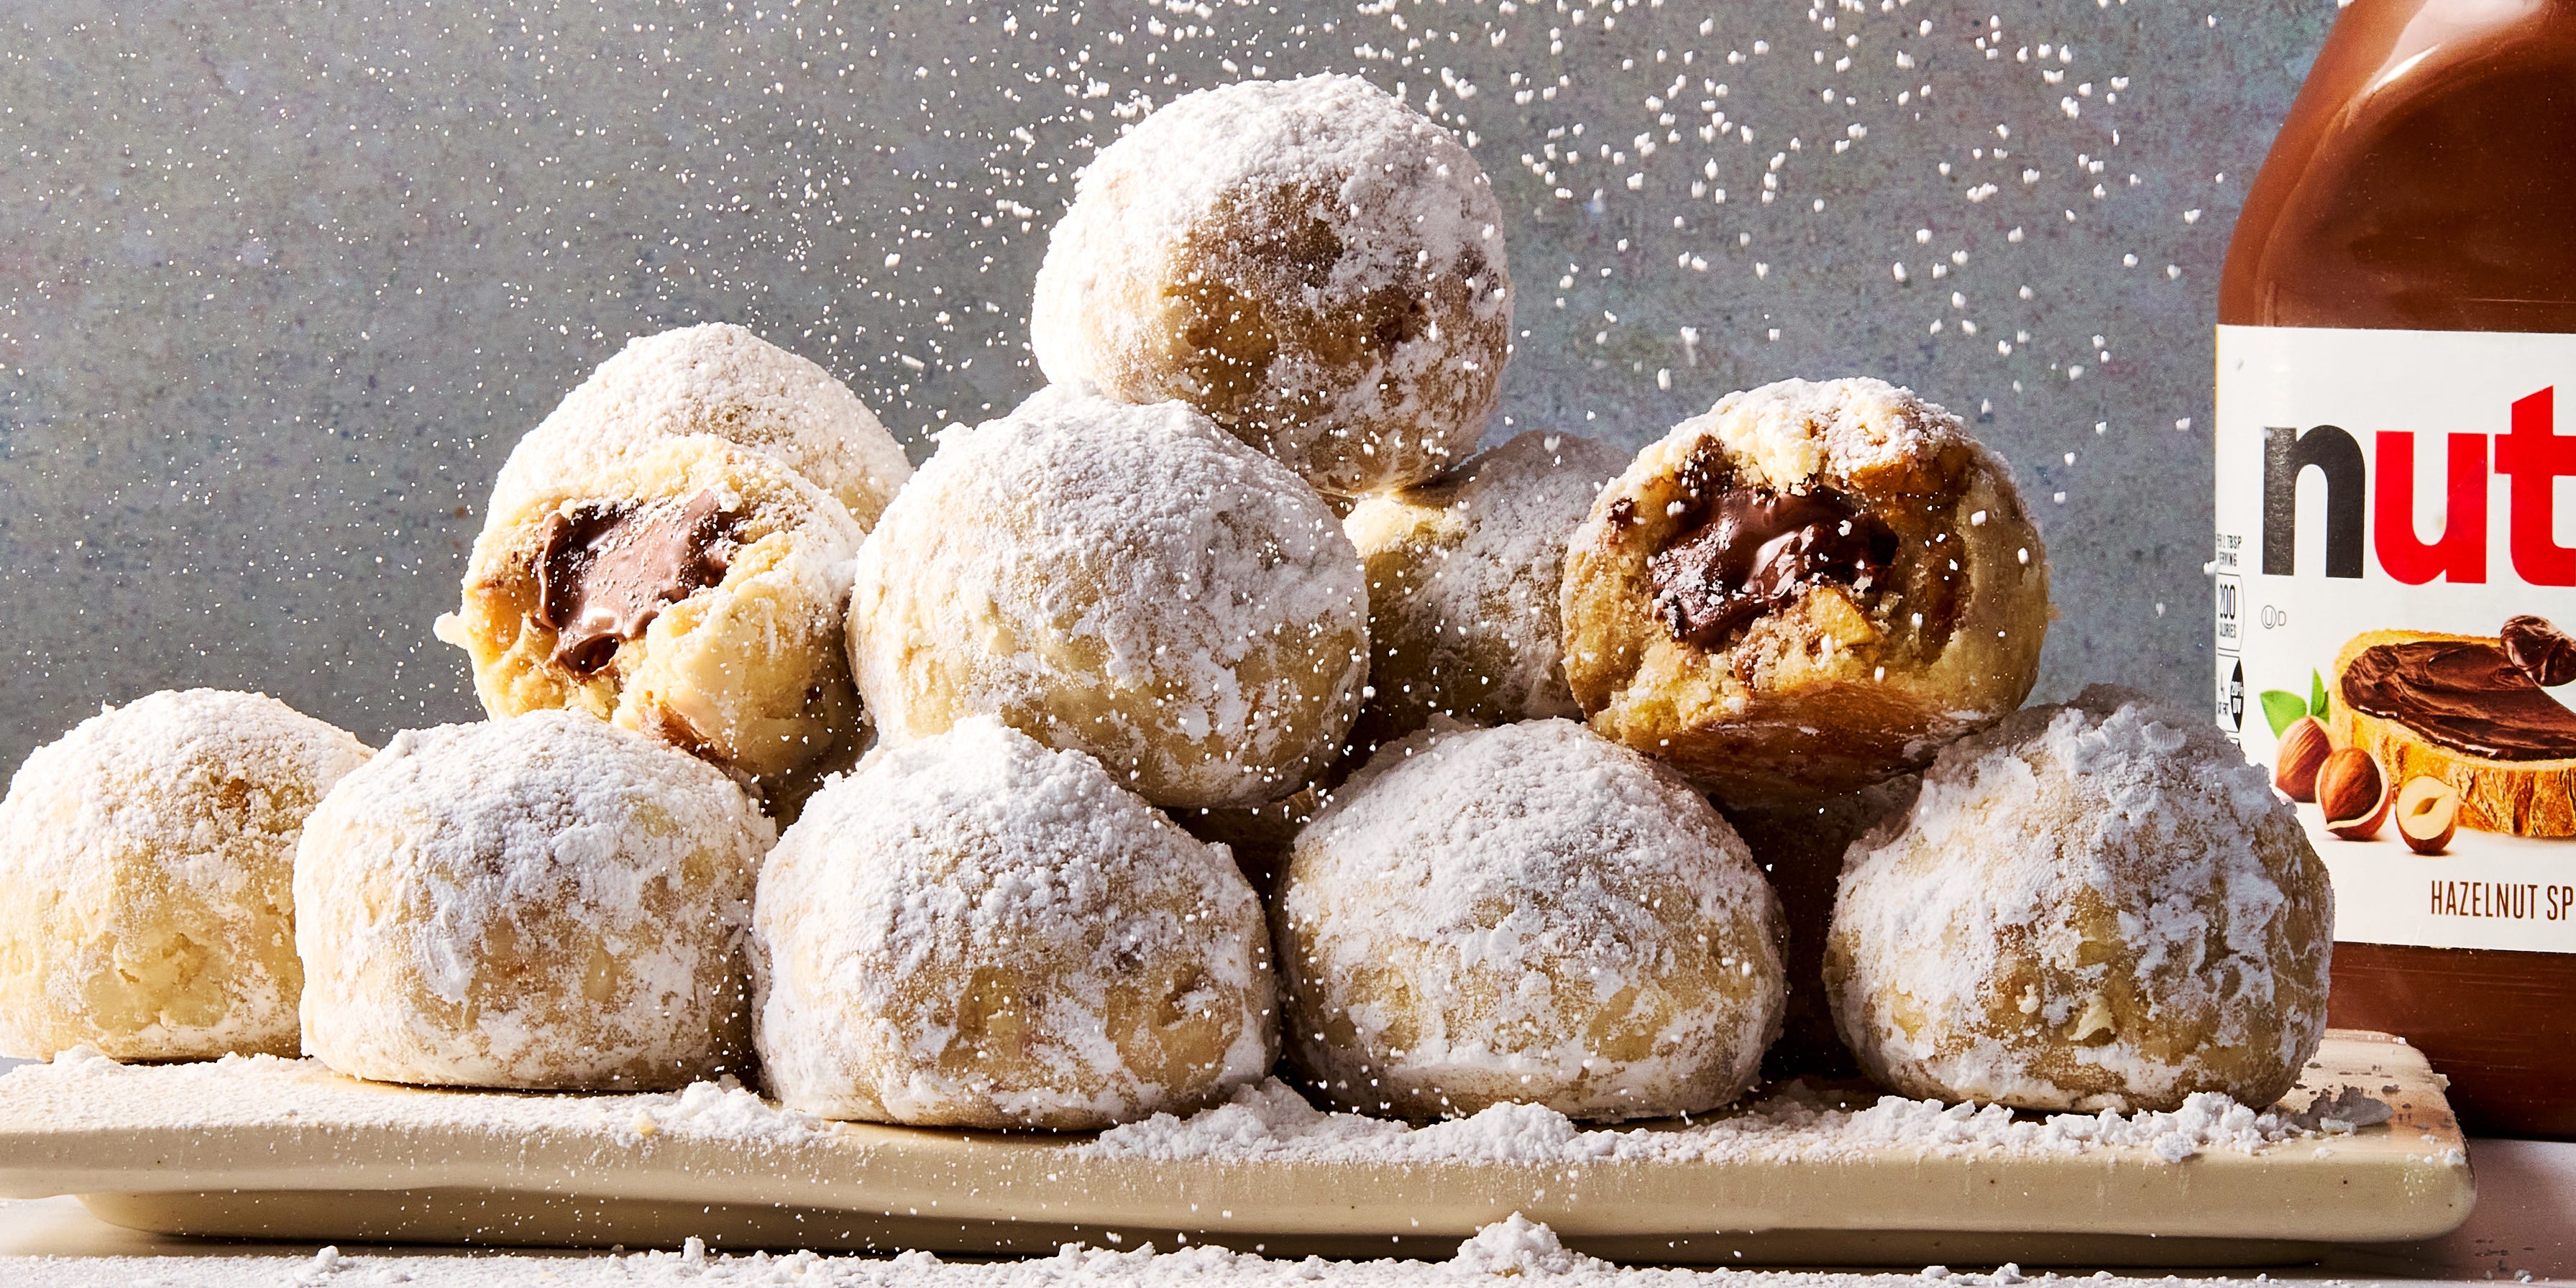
[0, 1030, 2472, 1266]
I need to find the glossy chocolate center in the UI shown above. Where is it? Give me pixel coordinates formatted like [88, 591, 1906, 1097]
[533, 489, 743, 675]
[2501, 615, 2576, 688]
[2342, 636, 2576, 762]
[1645, 487, 1897, 649]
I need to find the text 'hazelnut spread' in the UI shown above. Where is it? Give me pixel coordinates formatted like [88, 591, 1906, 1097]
[536, 489, 743, 675]
[2215, 0, 2576, 1136]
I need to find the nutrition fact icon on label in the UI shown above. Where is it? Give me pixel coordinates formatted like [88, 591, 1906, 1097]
[2214, 534, 2243, 740]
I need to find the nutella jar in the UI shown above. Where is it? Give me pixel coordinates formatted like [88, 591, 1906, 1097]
[2216, 0, 2576, 1137]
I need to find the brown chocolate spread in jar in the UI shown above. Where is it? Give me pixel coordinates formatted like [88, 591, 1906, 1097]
[2342, 638, 2576, 760]
[534, 489, 743, 675]
[1645, 487, 1896, 649]
[2222, 0, 2576, 1137]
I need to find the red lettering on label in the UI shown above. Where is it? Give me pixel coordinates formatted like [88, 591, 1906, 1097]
[2493, 387, 2576, 586]
[2374, 431, 2489, 584]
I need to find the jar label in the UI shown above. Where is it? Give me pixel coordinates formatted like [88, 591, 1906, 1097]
[2215, 323, 2576, 953]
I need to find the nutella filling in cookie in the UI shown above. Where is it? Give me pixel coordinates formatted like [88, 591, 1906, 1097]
[536, 490, 746, 675]
[1646, 485, 1898, 650]
[1560, 377, 2046, 805]
[439, 435, 865, 814]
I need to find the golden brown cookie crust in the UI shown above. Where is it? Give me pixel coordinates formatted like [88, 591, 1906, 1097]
[1560, 377, 2049, 805]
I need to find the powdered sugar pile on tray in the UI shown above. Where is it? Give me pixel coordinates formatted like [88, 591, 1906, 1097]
[11, 1048, 825, 1149]
[6, 1044, 2375, 1168]
[1081, 1075, 2355, 1167]
[0, 1215, 2403, 1287]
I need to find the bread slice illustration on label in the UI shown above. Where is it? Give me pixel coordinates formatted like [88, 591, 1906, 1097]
[2331, 619, 2576, 839]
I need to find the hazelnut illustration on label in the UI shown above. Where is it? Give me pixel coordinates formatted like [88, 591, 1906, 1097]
[2393, 777, 2461, 855]
[2259, 670, 2334, 803]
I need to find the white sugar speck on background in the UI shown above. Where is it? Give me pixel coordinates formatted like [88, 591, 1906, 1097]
[0, 1, 2326, 773]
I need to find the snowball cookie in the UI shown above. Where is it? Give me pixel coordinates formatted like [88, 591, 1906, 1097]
[297, 711, 774, 1090]
[752, 717, 1275, 1128]
[849, 390, 1368, 810]
[1276, 719, 1786, 1121]
[1342, 430, 1626, 753]
[1826, 686, 2334, 1113]
[1561, 377, 2049, 807]
[1030, 75, 1513, 497]
[0, 691, 370, 1061]
[438, 434, 864, 809]
[490, 323, 912, 530]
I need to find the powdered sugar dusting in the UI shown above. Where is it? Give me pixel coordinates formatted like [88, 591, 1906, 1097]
[847, 390, 1367, 809]
[1083, 1074, 2329, 1167]
[295, 710, 774, 1090]
[1278, 719, 1783, 1121]
[490, 323, 912, 530]
[1030, 75, 1511, 495]
[1452, 1213, 1605, 1276]
[1344, 431, 1628, 733]
[0, 689, 372, 1061]
[2, 1049, 825, 1149]
[752, 717, 1275, 1129]
[1830, 686, 2334, 1113]
[1058, 75, 1495, 278]
[4, 1044, 2366, 1163]
[0, 1217, 2368, 1287]
[1691, 377, 1981, 490]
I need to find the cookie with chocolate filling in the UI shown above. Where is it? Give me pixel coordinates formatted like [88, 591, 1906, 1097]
[1559, 377, 2048, 805]
[436, 435, 863, 812]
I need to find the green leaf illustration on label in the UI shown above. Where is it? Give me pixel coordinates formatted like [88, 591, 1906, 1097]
[2259, 689, 2309, 739]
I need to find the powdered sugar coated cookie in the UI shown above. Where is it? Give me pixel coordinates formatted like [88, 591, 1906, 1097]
[1031, 75, 1511, 496]
[492, 323, 911, 529]
[0, 690, 370, 1060]
[848, 390, 1367, 810]
[295, 710, 774, 1090]
[1277, 719, 1784, 1121]
[1828, 685, 2332, 1112]
[753, 717, 1275, 1128]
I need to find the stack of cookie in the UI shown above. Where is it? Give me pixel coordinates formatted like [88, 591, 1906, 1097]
[0, 75, 2334, 1129]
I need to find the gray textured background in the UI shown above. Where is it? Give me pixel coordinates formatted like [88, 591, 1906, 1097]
[0, 0, 2337, 772]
